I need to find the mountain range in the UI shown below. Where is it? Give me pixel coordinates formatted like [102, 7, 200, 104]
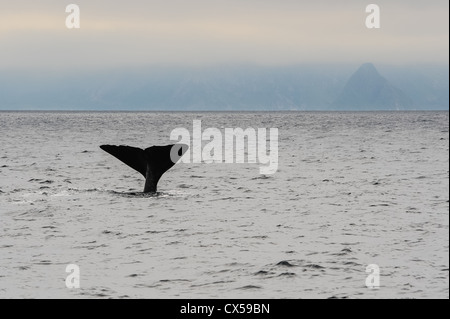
[0, 63, 447, 110]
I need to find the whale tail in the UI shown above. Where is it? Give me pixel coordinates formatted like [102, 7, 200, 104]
[100, 144, 188, 193]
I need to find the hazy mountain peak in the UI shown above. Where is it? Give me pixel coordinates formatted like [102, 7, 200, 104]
[333, 63, 413, 110]
[360, 62, 377, 69]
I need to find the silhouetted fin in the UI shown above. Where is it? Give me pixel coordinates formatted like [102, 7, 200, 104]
[100, 144, 188, 193]
[100, 145, 147, 177]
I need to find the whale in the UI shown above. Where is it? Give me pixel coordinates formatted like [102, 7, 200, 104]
[100, 144, 188, 193]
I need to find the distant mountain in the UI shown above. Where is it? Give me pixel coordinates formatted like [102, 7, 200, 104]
[0, 64, 447, 110]
[333, 63, 413, 110]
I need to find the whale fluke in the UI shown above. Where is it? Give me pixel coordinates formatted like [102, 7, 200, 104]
[100, 144, 188, 193]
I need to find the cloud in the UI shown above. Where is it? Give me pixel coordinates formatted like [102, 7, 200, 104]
[0, 0, 448, 69]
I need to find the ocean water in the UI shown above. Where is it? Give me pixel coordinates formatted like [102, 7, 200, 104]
[0, 111, 448, 299]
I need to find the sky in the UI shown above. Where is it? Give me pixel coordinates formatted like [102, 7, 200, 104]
[0, 0, 448, 70]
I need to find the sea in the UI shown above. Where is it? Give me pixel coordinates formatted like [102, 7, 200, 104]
[0, 111, 448, 299]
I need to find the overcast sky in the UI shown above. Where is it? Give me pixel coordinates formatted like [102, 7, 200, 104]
[0, 0, 448, 70]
